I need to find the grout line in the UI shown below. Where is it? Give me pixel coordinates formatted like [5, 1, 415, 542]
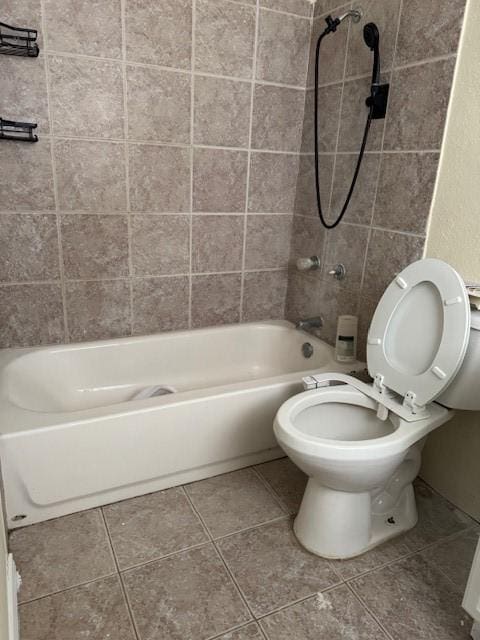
[250, 466, 292, 514]
[212, 515, 291, 543]
[17, 571, 119, 607]
[120, 0, 134, 337]
[181, 484, 257, 622]
[346, 582, 395, 640]
[0, 267, 288, 289]
[99, 508, 141, 640]
[239, 0, 261, 321]
[257, 4, 312, 21]
[38, 0, 69, 345]
[188, 0, 196, 329]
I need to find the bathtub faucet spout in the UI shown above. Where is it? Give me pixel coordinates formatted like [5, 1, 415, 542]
[295, 316, 324, 331]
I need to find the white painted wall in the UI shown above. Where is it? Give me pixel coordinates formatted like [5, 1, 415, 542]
[422, 0, 480, 520]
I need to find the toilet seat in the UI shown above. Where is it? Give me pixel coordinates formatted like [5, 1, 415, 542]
[274, 375, 451, 463]
[367, 258, 470, 410]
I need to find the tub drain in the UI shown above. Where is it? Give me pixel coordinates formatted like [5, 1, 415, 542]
[132, 385, 176, 400]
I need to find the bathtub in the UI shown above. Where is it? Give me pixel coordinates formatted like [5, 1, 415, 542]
[0, 321, 362, 528]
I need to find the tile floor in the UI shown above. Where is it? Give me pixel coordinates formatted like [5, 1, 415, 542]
[10, 457, 479, 640]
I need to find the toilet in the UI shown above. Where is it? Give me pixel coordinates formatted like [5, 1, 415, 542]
[274, 258, 480, 559]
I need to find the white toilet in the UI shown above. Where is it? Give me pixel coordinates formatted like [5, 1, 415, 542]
[274, 258, 480, 559]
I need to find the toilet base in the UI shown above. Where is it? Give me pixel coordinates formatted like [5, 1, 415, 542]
[293, 479, 417, 559]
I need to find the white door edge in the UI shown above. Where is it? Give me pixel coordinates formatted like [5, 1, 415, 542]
[6, 555, 19, 640]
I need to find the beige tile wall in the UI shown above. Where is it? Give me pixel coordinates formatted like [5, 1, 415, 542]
[287, 0, 466, 356]
[0, 0, 314, 347]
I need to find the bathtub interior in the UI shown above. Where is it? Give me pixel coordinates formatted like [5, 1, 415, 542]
[0, 322, 336, 414]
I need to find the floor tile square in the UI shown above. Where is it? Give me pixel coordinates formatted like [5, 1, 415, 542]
[351, 554, 472, 640]
[421, 528, 480, 591]
[254, 457, 307, 514]
[103, 486, 208, 569]
[217, 519, 341, 617]
[9, 509, 115, 602]
[19, 576, 135, 640]
[403, 480, 474, 551]
[123, 544, 251, 640]
[260, 584, 388, 640]
[185, 468, 285, 538]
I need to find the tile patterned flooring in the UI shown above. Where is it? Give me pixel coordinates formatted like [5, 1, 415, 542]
[10, 457, 479, 640]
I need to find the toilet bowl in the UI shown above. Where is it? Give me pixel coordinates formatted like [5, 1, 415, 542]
[275, 258, 480, 559]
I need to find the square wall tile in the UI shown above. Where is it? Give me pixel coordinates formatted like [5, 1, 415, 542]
[260, 0, 312, 17]
[322, 223, 369, 289]
[19, 576, 135, 640]
[345, 0, 401, 78]
[194, 76, 251, 148]
[0, 139, 55, 211]
[252, 85, 305, 152]
[186, 468, 285, 538]
[193, 148, 248, 212]
[384, 59, 456, 151]
[61, 215, 129, 280]
[191, 273, 241, 327]
[242, 270, 288, 321]
[9, 508, 115, 602]
[132, 276, 189, 335]
[0, 284, 64, 348]
[396, 0, 466, 66]
[44, 0, 122, 57]
[294, 154, 334, 217]
[48, 55, 124, 139]
[0, 56, 49, 133]
[317, 279, 361, 344]
[308, 17, 347, 87]
[285, 268, 322, 322]
[248, 153, 299, 213]
[192, 215, 244, 273]
[195, 0, 256, 79]
[338, 76, 385, 152]
[217, 520, 340, 616]
[245, 215, 293, 270]
[256, 9, 310, 86]
[289, 215, 325, 263]
[373, 153, 439, 234]
[126, 0, 192, 68]
[260, 585, 388, 640]
[330, 153, 380, 226]
[313, 84, 342, 153]
[66, 280, 131, 342]
[362, 229, 425, 300]
[127, 66, 190, 144]
[123, 545, 251, 640]
[55, 140, 126, 212]
[0, 214, 59, 283]
[103, 486, 208, 569]
[1, 0, 42, 48]
[129, 145, 190, 212]
[131, 215, 190, 276]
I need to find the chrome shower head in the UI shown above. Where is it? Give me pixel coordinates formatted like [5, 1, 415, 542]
[337, 9, 363, 24]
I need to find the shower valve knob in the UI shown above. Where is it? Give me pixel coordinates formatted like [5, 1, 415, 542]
[328, 263, 346, 280]
[296, 256, 320, 272]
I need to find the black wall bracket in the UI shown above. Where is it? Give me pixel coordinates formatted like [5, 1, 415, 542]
[366, 83, 390, 120]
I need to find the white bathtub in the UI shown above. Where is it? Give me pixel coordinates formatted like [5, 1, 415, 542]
[0, 321, 362, 528]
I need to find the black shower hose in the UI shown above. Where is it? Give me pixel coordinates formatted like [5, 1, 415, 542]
[314, 32, 374, 229]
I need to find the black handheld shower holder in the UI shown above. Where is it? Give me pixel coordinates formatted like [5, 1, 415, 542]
[366, 83, 390, 120]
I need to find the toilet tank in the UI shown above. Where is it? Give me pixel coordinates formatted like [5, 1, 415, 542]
[437, 310, 480, 410]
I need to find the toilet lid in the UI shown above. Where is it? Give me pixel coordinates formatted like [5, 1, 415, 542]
[367, 259, 470, 408]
